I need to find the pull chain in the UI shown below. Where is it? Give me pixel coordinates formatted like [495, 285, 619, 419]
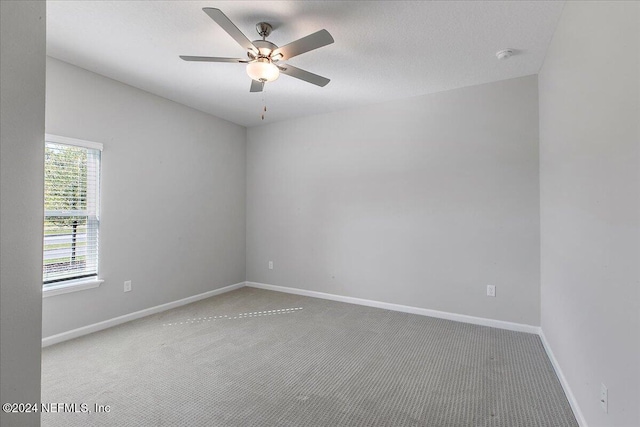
[261, 82, 267, 120]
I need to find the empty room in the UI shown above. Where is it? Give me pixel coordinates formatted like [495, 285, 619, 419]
[1, 1, 638, 426]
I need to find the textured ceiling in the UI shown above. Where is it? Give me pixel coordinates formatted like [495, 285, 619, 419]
[47, 1, 564, 127]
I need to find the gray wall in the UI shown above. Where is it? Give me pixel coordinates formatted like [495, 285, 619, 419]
[0, 1, 46, 426]
[247, 76, 541, 326]
[42, 57, 246, 338]
[539, 2, 640, 426]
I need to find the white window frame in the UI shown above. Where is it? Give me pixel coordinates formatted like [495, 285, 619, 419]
[43, 134, 104, 298]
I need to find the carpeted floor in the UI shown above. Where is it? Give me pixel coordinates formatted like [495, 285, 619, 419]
[41, 287, 577, 426]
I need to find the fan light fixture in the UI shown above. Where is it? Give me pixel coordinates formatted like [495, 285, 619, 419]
[247, 58, 279, 82]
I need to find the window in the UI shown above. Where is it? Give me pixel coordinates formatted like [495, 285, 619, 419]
[43, 134, 103, 293]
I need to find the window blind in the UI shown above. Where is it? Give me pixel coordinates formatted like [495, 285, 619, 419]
[43, 140, 101, 285]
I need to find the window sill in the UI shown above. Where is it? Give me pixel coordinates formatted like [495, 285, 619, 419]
[43, 278, 104, 298]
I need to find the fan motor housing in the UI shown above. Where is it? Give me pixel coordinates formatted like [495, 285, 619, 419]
[250, 40, 279, 58]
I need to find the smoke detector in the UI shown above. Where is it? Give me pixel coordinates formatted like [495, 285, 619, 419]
[496, 49, 514, 60]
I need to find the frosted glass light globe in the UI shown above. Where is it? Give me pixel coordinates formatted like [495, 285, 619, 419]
[246, 59, 279, 82]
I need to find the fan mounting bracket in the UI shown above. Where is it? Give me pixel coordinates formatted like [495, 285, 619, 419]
[256, 22, 273, 39]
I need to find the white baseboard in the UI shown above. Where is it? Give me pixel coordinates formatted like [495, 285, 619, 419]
[246, 281, 540, 334]
[41, 281, 245, 347]
[539, 329, 588, 427]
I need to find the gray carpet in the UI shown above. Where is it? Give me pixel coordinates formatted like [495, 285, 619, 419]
[41, 287, 577, 426]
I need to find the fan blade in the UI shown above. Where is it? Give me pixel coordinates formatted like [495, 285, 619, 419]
[272, 29, 334, 61]
[180, 56, 248, 63]
[202, 8, 257, 54]
[278, 64, 330, 87]
[250, 80, 264, 92]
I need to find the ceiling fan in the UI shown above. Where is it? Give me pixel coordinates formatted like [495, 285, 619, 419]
[180, 8, 334, 93]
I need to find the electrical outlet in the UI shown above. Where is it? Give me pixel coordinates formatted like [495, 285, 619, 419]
[124, 280, 132, 292]
[268, 261, 273, 270]
[487, 285, 496, 297]
[600, 383, 608, 413]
